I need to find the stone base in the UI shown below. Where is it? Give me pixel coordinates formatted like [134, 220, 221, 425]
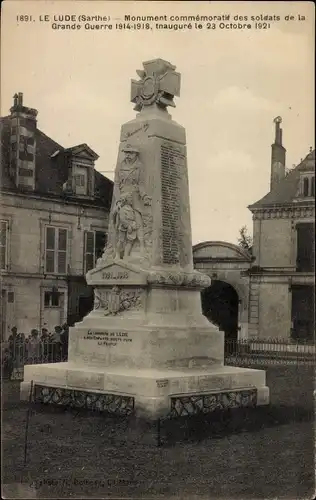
[21, 362, 269, 419]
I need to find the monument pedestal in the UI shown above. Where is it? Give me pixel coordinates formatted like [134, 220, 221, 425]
[21, 362, 269, 419]
[21, 296, 269, 419]
[21, 58, 269, 420]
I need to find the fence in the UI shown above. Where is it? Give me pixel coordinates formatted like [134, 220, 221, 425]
[2, 337, 315, 381]
[225, 338, 316, 366]
[2, 340, 68, 381]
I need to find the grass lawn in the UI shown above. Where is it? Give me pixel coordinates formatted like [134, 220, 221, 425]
[2, 364, 315, 499]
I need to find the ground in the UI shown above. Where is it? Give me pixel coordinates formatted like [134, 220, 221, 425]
[2, 364, 315, 499]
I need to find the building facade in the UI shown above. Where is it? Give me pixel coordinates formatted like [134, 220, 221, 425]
[248, 118, 315, 341]
[0, 93, 113, 339]
[193, 118, 315, 342]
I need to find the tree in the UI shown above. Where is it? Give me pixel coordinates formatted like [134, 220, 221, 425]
[238, 226, 253, 253]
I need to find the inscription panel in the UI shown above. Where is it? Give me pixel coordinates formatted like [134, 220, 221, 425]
[160, 142, 186, 265]
[102, 271, 129, 280]
[156, 379, 169, 388]
[83, 329, 133, 347]
[88, 264, 147, 286]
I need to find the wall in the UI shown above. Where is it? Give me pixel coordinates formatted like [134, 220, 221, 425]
[2, 276, 41, 334]
[0, 192, 109, 337]
[1, 273, 69, 337]
[1, 192, 109, 276]
[257, 281, 291, 340]
[253, 218, 294, 268]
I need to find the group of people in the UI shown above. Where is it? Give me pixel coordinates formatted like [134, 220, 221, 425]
[2, 324, 70, 379]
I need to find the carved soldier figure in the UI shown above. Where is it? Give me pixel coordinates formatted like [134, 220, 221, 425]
[118, 143, 151, 207]
[99, 144, 153, 263]
[113, 192, 145, 259]
[110, 144, 152, 260]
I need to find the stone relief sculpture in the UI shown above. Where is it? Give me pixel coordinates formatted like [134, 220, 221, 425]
[119, 289, 143, 312]
[104, 286, 121, 316]
[93, 289, 102, 310]
[93, 286, 143, 315]
[104, 286, 143, 316]
[131, 59, 181, 112]
[113, 192, 144, 260]
[101, 143, 152, 264]
[118, 144, 151, 205]
[147, 270, 212, 288]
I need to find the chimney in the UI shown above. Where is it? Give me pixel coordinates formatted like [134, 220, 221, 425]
[10, 92, 38, 125]
[270, 116, 286, 191]
[9, 92, 38, 190]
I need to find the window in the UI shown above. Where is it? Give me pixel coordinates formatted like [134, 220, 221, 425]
[45, 226, 68, 274]
[0, 220, 8, 270]
[73, 166, 88, 196]
[296, 223, 315, 272]
[75, 174, 85, 187]
[44, 291, 61, 308]
[300, 176, 315, 197]
[303, 177, 309, 197]
[84, 231, 107, 273]
[18, 167, 33, 177]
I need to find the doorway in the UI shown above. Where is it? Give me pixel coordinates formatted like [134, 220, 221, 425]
[78, 294, 94, 322]
[291, 285, 315, 343]
[201, 280, 239, 342]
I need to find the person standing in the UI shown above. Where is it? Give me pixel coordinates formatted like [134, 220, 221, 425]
[8, 327, 18, 353]
[40, 328, 50, 360]
[27, 329, 41, 364]
[7, 327, 22, 378]
[60, 324, 69, 360]
[51, 326, 62, 361]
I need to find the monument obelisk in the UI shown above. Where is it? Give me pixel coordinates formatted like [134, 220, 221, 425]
[21, 59, 269, 417]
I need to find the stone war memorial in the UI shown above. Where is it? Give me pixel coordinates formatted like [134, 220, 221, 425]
[21, 58, 269, 420]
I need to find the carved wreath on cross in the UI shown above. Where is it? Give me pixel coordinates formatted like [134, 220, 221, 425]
[131, 59, 181, 112]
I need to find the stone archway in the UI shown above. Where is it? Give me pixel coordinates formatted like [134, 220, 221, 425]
[201, 280, 239, 342]
[193, 240, 252, 339]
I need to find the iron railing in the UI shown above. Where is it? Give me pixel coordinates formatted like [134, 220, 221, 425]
[225, 338, 316, 366]
[1, 337, 315, 381]
[2, 340, 68, 380]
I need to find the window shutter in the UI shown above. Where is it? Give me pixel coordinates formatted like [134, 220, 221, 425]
[57, 228, 67, 274]
[84, 231, 95, 273]
[0, 221, 8, 270]
[45, 227, 55, 273]
[88, 169, 93, 196]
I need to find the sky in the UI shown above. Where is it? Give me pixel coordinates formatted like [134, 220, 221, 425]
[1, 1, 315, 245]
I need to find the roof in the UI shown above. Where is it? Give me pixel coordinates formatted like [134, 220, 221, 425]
[249, 149, 315, 210]
[0, 116, 113, 209]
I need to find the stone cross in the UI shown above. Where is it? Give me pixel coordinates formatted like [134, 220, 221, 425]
[131, 58, 181, 112]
